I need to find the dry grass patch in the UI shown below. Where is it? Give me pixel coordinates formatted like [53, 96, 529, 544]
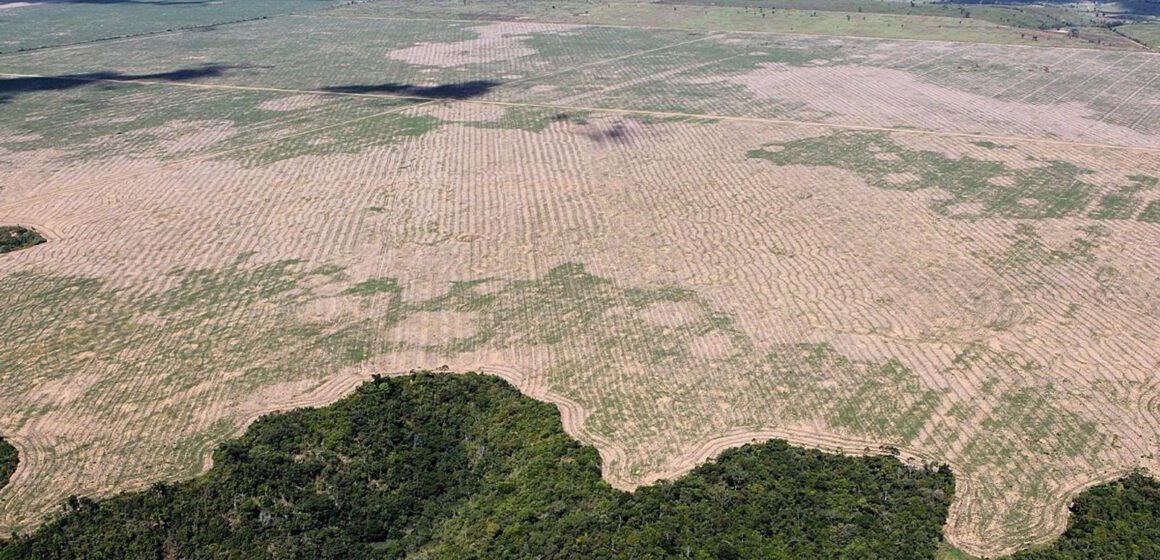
[257, 94, 330, 112]
[725, 63, 1160, 148]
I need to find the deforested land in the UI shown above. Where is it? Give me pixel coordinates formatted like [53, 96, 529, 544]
[2, 0, 1160, 557]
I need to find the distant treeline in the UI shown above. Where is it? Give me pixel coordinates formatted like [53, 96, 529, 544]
[0, 373, 1157, 559]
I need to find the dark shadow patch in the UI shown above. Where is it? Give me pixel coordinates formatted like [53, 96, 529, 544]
[0, 64, 246, 103]
[0, 436, 16, 494]
[581, 122, 632, 145]
[0, 225, 46, 254]
[322, 80, 500, 100]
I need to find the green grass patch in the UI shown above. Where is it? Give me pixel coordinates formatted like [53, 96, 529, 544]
[976, 223, 1107, 276]
[223, 112, 440, 167]
[970, 140, 1015, 150]
[1139, 200, 1160, 223]
[0, 0, 346, 53]
[343, 277, 401, 297]
[1089, 175, 1156, 220]
[0, 85, 412, 163]
[333, 0, 1108, 48]
[749, 131, 1100, 219]
[1116, 22, 1160, 48]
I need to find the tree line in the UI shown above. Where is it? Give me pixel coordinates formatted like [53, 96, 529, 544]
[0, 373, 953, 559]
[1, 373, 1157, 558]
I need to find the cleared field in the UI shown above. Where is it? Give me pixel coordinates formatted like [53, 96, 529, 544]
[325, 0, 1141, 50]
[0, 0, 344, 54]
[4, 19, 1157, 146]
[1118, 22, 1160, 49]
[0, 17, 699, 91]
[0, 83, 420, 196]
[506, 35, 1160, 145]
[2, 6, 1160, 559]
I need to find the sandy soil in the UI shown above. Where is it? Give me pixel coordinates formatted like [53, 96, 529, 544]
[257, 94, 329, 112]
[3, 114, 1158, 558]
[723, 63, 1160, 149]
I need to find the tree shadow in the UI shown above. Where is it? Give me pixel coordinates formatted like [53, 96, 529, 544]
[0, 64, 244, 103]
[321, 80, 500, 100]
[581, 122, 633, 146]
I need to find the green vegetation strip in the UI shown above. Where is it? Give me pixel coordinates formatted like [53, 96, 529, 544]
[749, 132, 1158, 221]
[0, 373, 955, 559]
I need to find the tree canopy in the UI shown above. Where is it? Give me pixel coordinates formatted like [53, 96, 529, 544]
[1009, 472, 1160, 560]
[0, 438, 16, 494]
[0, 373, 954, 559]
[0, 227, 45, 255]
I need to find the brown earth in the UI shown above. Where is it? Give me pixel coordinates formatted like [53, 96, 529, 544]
[2, 114, 1158, 558]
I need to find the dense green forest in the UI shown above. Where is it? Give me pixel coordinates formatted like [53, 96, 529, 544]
[0, 227, 45, 254]
[4, 373, 1160, 559]
[0, 439, 16, 493]
[0, 373, 954, 559]
[1007, 473, 1160, 559]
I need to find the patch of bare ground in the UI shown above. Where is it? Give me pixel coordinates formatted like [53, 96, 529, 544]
[407, 100, 507, 123]
[257, 94, 329, 112]
[883, 171, 921, 185]
[2, 108, 1160, 558]
[384, 22, 582, 68]
[688, 331, 735, 360]
[386, 311, 478, 346]
[150, 120, 239, 155]
[989, 175, 1017, 187]
[725, 63, 1160, 149]
[639, 300, 703, 329]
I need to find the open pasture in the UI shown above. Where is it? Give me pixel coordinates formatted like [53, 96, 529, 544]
[4, 16, 1158, 146]
[325, 0, 1144, 50]
[0, 0, 346, 54]
[2, 4, 1160, 558]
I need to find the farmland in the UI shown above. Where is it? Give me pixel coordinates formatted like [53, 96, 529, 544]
[1, 0, 1160, 557]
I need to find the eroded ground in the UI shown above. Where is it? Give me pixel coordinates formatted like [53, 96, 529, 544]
[1, 8, 1159, 558]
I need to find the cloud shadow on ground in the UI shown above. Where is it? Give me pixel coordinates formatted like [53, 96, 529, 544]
[321, 80, 500, 100]
[0, 64, 244, 103]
